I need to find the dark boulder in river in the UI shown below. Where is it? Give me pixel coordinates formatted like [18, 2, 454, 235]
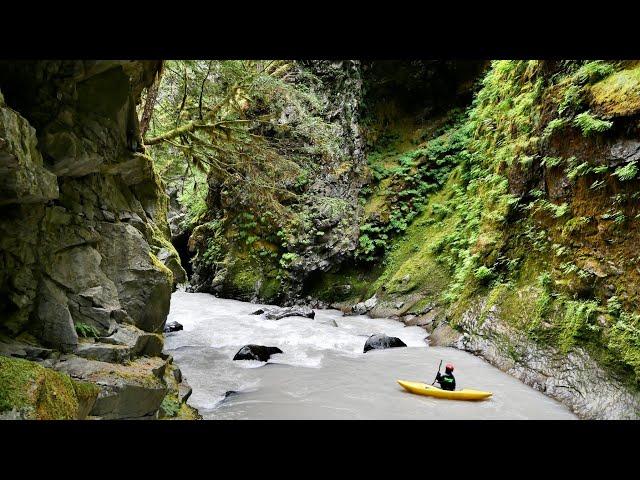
[164, 321, 183, 333]
[255, 306, 315, 320]
[363, 334, 407, 353]
[233, 344, 284, 362]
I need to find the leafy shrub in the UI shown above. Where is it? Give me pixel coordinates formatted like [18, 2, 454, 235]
[607, 312, 640, 382]
[613, 161, 638, 181]
[75, 322, 99, 338]
[558, 300, 600, 352]
[474, 265, 495, 283]
[573, 111, 613, 136]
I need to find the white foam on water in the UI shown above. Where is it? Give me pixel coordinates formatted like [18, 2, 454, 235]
[164, 291, 577, 419]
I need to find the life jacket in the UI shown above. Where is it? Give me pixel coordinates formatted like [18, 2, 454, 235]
[437, 372, 456, 391]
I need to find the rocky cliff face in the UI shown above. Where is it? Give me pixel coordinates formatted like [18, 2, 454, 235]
[188, 60, 368, 304]
[323, 60, 640, 419]
[455, 298, 640, 419]
[0, 61, 194, 419]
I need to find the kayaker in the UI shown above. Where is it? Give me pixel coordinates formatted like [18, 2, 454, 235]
[435, 363, 456, 391]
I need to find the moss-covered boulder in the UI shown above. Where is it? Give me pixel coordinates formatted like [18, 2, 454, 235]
[0, 356, 99, 420]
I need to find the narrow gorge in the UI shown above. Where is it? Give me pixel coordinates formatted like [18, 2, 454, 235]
[1, 60, 639, 419]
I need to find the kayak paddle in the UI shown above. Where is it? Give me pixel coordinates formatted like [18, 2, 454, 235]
[431, 359, 442, 385]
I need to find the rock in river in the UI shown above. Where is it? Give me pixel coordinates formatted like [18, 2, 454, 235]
[233, 344, 284, 362]
[164, 321, 183, 333]
[255, 305, 315, 320]
[363, 333, 407, 353]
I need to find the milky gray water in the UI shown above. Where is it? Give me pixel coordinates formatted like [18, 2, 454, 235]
[164, 291, 576, 419]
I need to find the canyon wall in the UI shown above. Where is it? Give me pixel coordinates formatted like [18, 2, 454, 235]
[0, 61, 195, 419]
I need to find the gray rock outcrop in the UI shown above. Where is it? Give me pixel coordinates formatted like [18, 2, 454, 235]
[455, 298, 640, 419]
[0, 61, 193, 419]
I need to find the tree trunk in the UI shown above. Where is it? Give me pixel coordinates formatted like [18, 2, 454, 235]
[139, 68, 163, 137]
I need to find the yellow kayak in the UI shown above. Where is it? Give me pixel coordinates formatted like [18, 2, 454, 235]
[397, 380, 492, 401]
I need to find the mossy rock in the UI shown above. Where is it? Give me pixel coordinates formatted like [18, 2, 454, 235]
[0, 356, 98, 419]
[172, 402, 202, 420]
[590, 66, 640, 118]
[158, 393, 201, 420]
[158, 393, 181, 418]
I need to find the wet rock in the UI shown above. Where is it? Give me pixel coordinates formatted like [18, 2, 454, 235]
[607, 139, 640, 166]
[96, 222, 172, 333]
[363, 334, 407, 353]
[178, 380, 192, 403]
[456, 297, 640, 419]
[74, 341, 132, 363]
[402, 309, 438, 329]
[262, 305, 315, 320]
[164, 321, 183, 333]
[156, 247, 187, 285]
[0, 101, 59, 206]
[99, 323, 164, 357]
[251, 309, 265, 315]
[364, 295, 378, 310]
[429, 322, 462, 347]
[33, 277, 78, 352]
[233, 344, 283, 362]
[352, 302, 368, 315]
[0, 337, 52, 361]
[352, 295, 378, 315]
[306, 298, 330, 310]
[315, 317, 339, 327]
[54, 355, 168, 419]
[401, 315, 417, 325]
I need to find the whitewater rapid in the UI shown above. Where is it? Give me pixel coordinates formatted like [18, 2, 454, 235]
[164, 291, 576, 419]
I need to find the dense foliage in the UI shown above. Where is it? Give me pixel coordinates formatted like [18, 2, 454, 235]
[145, 60, 341, 227]
[360, 60, 640, 384]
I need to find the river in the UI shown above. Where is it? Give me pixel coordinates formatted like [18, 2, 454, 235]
[164, 291, 576, 419]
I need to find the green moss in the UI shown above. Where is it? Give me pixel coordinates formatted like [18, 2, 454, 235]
[590, 65, 640, 117]
[109, 364, 164, 389]
[607, 312, 640, 383]
[72, 380, 100, 405]
[0, 356, 83, 419]
[556, 299, 600, 353]
[227, 255, 261, 296]
[220, 246, 282, 302]
[356, 111, 469, 262]
[406, 297, 435, 314]
[258, 276, 281, 302]
[159, 394, 181, 418]
[149, 252, 174, 287]
[304, 265, 381, 304]
[172, 402, 201, 420]
[369, 180, 457, 301]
